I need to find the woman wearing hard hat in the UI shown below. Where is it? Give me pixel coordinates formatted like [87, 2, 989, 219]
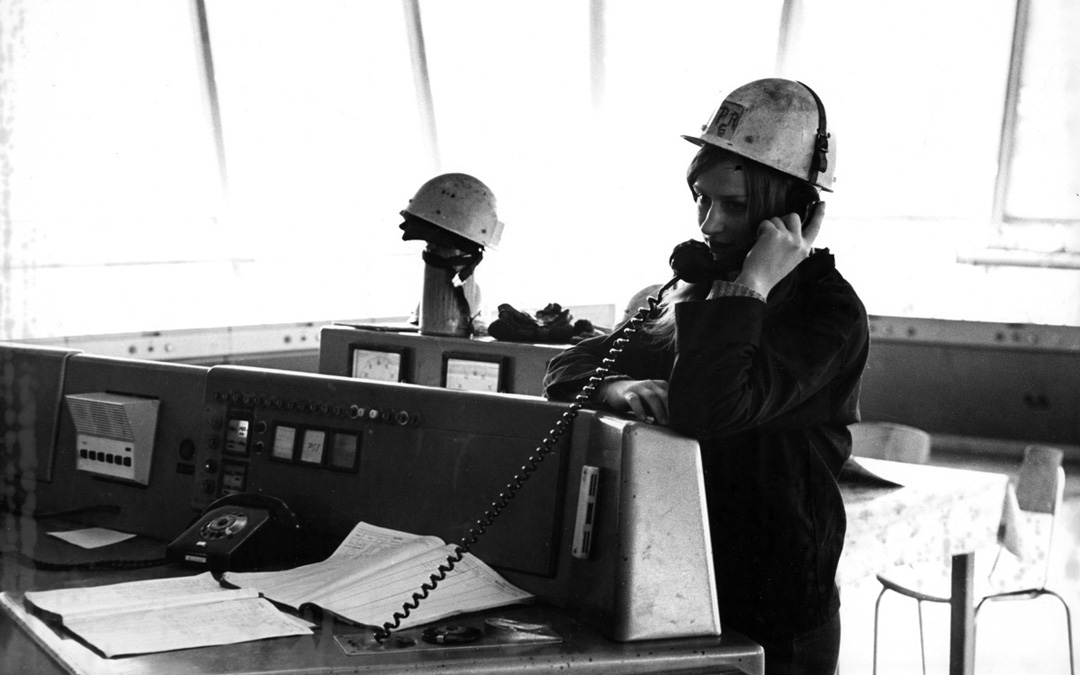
[544, 78, 868, 675]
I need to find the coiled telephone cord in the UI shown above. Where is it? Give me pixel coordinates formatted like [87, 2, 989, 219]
[372, 291, 666, 643]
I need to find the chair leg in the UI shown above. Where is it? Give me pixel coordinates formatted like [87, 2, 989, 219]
[916, 599, 927, 675]
[974, 598, 983, 670]
[873, 586, 887, 675]
[874, 586, 932, 675]
[1043, 589, 1076, 675]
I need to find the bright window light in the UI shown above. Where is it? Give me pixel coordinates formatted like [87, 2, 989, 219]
[1004, 0, 1080, 221]
[2, 0, 221, 337]
[4, 0, 1080, 339]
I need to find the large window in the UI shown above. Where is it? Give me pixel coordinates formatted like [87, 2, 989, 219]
[204, 0, 431, 325]
[1001, 0, 1080, 222]
[1, 0, 222, 337]
[787, 0, 1015, 221]
[421, 0, 785, 309]
[3, 0, 1080, 339]
[774, 0, 1022, 322]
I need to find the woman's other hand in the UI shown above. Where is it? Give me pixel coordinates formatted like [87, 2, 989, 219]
[599, 379, 670, 425]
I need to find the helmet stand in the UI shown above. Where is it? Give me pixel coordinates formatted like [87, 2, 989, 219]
[419, 244, 481, 337]
[400, 172, 501, 337]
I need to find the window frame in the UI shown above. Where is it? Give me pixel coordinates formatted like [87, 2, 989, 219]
[967, 0, 1080, 269]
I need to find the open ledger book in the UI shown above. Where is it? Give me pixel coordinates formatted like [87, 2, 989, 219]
[23, 522, 532, 657]
[24, 572, 312, 657]
[223, 521, 534, 630]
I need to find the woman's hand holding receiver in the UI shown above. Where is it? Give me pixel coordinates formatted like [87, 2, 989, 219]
[736, 201, 825, 298]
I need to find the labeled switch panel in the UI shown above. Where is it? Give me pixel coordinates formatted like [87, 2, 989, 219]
[193, 368, 426, 512]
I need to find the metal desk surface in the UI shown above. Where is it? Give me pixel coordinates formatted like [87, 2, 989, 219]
[0, 525, 762, 675]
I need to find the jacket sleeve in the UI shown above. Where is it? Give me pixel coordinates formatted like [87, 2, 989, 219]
[668, 279, 866, 440]
[542, 329, 625, 403]
[542, 320, 671, 403]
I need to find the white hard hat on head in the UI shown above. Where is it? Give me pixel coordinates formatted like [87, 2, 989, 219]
[401, 173, 505, 249]
[682, 78, 836, 192]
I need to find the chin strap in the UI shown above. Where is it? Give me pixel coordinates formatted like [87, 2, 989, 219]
[421, 249, 481, 334]
[797, 80, 829, 187]
[422, 249, 484, 287]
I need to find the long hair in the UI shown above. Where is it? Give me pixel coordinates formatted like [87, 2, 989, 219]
[642, 144, 811, 348]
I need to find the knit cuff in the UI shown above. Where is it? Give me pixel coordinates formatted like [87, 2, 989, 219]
[706, 280, 766, 303]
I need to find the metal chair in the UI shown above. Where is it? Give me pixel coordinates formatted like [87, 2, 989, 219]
[835, 423, 930, 675]
[871, 444, 1074, 674]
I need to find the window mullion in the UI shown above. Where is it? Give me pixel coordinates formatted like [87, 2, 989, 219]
[190, 0, 229, 202]
[404, 0, 440, 173]
[990, 0, 1030, 230]
[775, 0, 803, 76]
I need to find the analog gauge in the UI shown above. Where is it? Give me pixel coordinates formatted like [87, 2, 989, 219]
[444, 357, 502, 393]
[351, 349, 403, 382]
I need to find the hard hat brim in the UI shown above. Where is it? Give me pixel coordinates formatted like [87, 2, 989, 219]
[679, 134, 834, 192]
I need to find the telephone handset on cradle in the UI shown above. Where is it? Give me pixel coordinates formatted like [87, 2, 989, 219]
[166, 493, 303, 573]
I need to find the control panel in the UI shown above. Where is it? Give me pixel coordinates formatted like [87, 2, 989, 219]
[193, 365, 573, 576]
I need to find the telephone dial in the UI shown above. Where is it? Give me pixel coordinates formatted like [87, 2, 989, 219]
[166, 493, 304, 573]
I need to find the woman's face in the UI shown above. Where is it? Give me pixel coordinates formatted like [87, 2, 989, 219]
[692, 156, 754, 273]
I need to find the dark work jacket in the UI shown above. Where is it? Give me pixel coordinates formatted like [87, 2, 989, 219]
[542, 249, 869, 639]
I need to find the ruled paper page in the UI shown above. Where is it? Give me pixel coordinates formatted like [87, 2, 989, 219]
[224, 522, 533, 630]
[223, 522, 445, 609]
[25, 572, 243, 620]
[63, 595, 311, 657]
[315, 543, 534, 630]
[24, 572, 312, 657]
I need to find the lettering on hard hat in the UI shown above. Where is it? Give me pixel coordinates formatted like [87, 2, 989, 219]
[710, 102, 745, 140]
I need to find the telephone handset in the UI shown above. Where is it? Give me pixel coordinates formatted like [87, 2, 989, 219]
[669, 185, 821, 284]
[166, 493, 304, 573]
[668, 240, 722, 283]
[787, 181, 822, 227]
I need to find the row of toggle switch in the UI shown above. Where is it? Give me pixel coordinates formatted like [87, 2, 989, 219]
[209, 390, 422, 427]
[347, 405, 419, 426]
